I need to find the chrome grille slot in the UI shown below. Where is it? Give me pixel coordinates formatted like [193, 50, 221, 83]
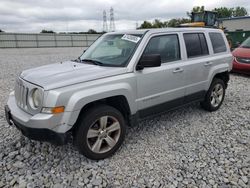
[14, 77, 43, 115]
[15, 78, 29, 110]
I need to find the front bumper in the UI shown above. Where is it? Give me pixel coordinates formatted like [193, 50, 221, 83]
[5, 94, 72, 145]
[232, 60, 250, 75]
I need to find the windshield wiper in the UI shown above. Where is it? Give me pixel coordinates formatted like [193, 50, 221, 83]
[72, 57, 81, 63]
[241, 45, 250, 48]
[81, 59, 104, 66]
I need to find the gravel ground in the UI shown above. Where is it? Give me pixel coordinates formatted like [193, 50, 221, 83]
[0, 47, 249, 188]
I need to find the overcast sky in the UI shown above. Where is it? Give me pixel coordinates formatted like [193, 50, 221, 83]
[0, 0, 249, 33]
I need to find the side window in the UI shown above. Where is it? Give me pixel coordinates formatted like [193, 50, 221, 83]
[143, 34, 180, 63]
[209, 32, 227, 53]
[184, 33, 209, 58]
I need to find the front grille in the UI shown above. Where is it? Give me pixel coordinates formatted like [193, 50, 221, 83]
[236, 57, 250, 64]
[15, 78, 29, 110]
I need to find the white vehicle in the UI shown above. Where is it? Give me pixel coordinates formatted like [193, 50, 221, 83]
[5, 28, 232, 159]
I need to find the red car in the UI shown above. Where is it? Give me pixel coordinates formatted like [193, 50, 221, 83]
[232, 37, 250, 75]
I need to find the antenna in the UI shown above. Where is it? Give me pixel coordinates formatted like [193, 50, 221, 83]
[103, 10, 108, 32]
[109, 7, 115, 32]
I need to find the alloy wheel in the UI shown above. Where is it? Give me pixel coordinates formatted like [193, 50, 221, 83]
[210, 83, 224, 108]
[86, 116, 121, 154]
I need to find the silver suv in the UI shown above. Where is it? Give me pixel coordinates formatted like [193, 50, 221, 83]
[5, 28, 232, 159]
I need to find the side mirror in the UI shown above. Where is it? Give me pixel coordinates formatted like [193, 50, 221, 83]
[136, 54, 161, 70]
[236, 41, 241, 47]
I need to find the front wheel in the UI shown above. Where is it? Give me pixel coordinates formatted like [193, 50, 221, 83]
[201, 78, 226, 112]
[74, 105, 126, 160]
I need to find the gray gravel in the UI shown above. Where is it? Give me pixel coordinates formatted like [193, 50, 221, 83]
[0, 47, 250, 188]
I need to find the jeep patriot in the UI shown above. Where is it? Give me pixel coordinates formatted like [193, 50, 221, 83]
[5, 28, 233, 159]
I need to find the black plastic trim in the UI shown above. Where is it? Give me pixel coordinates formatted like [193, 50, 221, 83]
[5, 105, 69, 145]
[134, 91, 206, 120]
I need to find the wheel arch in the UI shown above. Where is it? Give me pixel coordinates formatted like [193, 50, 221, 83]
[213, 71, 230, 88]
[71, 95, 132, 131]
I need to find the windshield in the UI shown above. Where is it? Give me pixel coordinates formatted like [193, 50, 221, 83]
[80, 34, 142, 67]
[240, 37, 250, 48]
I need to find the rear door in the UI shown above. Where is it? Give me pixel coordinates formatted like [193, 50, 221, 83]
[182, 32, 212, 102]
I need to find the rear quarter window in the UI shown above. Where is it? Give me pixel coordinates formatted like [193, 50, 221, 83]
[209, 32, 227, 53]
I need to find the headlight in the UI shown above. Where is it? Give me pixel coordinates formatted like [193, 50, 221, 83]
[29, 88, 42, 109]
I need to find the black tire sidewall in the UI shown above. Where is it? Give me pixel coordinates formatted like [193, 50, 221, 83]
[75, 105, 126, 160]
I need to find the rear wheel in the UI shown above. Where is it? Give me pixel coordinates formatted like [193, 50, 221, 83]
[201, 78, 226, 111]
[74, 105, 126, 160]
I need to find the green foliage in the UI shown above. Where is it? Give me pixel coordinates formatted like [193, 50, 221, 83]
[213, 7, 234, 18]
[87, 29, 97, 34]
[192, 6, 205, 13]
[212, 6, 247, 18]
[233, 6, 248, 17]
[40, 30, 55, 33]
[187, 6, 205, 17]
[139, 21, 153, 29]
[187, 6, 248, 19]
[167, 18, 190, 27]
[139, 18, 190, 29]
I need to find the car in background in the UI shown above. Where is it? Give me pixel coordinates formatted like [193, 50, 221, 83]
[232, 37, 250, 75]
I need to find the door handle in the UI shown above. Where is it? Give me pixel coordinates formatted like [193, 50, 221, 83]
[204, 62, 213, 66]
[173, 68, 184, 73]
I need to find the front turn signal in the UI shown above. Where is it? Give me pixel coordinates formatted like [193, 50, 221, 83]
[42, 106, 65, 114]
[51, 106, 65, 114]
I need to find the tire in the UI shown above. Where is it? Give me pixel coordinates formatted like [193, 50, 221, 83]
[201, 78, 226, 112]
[74, 105, 126, 160]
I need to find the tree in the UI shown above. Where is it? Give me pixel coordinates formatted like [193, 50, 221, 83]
[213, 7, 234, 18]
[153, 19, 166, 28]
[40, 30, 55, 33]
[139, 21, 153, 29]
[87, 29, 97, 34]
[187, 6, 205, 17]
[0, 29, 4, 32]
[233, 6, 248, 17]
[167, 18, 190, 27]
[139, 18, 190, 29]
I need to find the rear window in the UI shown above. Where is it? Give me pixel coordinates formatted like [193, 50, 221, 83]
[209, 32, 227, 53]
[184, 33, 209, 58]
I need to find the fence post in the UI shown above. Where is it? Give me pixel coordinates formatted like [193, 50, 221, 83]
[36, 34, 39, 48]
[71, 35, 73, 47]
[14, 34, 18, 48]
[54, 33, 57, 47]
[85, 34, 88, 47]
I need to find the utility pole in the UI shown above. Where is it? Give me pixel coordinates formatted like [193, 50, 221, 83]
[109, 7, 115, 32]
[103, 10, 108, 32]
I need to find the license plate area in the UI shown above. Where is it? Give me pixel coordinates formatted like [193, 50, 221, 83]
[5, 105, 13, 126]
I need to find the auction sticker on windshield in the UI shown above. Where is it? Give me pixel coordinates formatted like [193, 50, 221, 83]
[121, 34, 141, 43]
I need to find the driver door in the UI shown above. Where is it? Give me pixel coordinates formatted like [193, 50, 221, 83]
[136, 33, 186, 117]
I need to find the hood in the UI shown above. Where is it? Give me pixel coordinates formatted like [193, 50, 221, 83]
[20, 61, 128, 90]
[232, 47, 250, 58]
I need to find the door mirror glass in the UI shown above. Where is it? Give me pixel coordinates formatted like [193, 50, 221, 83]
[137, 54, 161, 70]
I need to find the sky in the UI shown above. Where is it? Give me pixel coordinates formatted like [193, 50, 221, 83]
[0, 0, 249, 33]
